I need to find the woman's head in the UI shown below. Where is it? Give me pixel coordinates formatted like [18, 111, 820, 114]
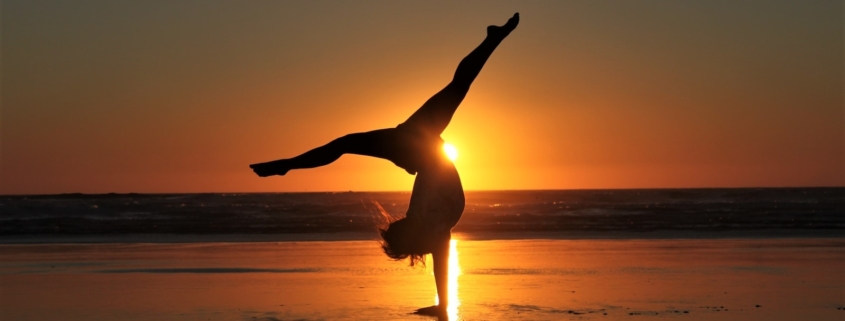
[380, 217, 431, 266]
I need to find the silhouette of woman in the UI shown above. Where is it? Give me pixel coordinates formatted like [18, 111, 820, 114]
[250, 13, 518, 317]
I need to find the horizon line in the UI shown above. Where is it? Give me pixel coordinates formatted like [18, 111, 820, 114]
[2, 185, 843, 197]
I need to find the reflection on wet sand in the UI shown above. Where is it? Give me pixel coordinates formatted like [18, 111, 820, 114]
[433, 239, 461, 320]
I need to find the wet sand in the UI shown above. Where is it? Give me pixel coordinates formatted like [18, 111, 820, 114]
[1, 238, 843, 320]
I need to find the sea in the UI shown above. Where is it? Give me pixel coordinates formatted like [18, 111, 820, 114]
[1, 187, 843, 243]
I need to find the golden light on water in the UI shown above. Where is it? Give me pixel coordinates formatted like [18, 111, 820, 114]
[443, 143, 458, 161]
[434, 239, 461, 319]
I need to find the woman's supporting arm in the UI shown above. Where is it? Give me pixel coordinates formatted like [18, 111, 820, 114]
[432, 235, 451, 309]
[414, 234, 451, 317]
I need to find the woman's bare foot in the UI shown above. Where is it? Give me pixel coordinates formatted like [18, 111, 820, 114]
[487, 13, 519, 39]
[249, 160, 290, 177]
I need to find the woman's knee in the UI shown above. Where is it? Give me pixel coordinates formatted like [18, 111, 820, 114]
[442, 82, 471, 99]
[334, 132, 365, 146]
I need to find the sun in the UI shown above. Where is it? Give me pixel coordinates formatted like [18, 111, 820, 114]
[443, 143, 458, 161]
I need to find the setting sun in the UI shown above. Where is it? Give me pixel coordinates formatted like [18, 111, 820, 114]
[443, 143, 458, 161]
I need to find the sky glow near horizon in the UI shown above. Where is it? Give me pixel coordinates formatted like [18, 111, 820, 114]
[1, 0, 842, 194]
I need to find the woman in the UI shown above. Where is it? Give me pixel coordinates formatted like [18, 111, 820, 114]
[250, 13, 519, 316]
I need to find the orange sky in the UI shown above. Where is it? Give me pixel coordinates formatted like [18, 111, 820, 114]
[1, 1, 843, 194]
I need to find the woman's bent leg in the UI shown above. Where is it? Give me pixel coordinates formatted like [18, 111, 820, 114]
[250, 129, 396, 177]
[401, 13, 519, 136]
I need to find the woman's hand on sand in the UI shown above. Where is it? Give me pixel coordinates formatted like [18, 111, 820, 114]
[413, 305, 446, 317]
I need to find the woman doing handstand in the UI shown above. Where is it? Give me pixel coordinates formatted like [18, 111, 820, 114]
[250, 13, 519, 316]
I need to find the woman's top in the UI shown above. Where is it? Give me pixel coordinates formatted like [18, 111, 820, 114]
[404, 143, 466, 237]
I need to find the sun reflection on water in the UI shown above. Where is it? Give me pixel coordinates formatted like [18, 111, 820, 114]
[434, 239, 461, 319]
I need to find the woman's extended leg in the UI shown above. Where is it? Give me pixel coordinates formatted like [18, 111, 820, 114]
[401, 13, 519, 136]
[250, 129, 397, 177]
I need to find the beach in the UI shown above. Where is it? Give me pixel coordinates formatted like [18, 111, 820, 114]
[4, 1, 843, 320]
[2, 238, 843, 320]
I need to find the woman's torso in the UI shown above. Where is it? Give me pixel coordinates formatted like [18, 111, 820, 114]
[404, 146, 466, 234]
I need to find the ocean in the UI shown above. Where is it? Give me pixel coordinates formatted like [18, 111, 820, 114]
[2, 187, 842, 242]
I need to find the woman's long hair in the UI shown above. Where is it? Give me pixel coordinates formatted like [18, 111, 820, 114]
[373, 201, 428, 267]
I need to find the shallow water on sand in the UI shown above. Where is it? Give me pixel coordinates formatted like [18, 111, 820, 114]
[1, 239, 844, 320]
